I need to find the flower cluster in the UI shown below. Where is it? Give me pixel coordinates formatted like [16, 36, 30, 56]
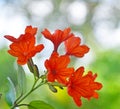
[4, 26, 44, 65]
[4, 26, 102, 107]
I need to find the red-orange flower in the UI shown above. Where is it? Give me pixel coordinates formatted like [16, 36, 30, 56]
[4, 26, 44, 65]
[4, 26, 37, 42]
[67, 67, 102, 107]
[45, 52, 74, 84]
[41, 28, 72, 52]
[65, 35, 89, 57]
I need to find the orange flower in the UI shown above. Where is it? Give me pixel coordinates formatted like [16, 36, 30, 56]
[65, 35, 89, 57]
[45, 52, 74, 84]
[67, 67, 102, 106]
[4, 26, 37, 42]
[41, 28, 72, 52]
[4, 26, 44, 65]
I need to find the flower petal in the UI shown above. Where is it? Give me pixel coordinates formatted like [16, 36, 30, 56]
[65, 36, 89, 57]
[25, 25, 37, 36]
[4, 35, 17, 42]
[67, 67, 102, 107]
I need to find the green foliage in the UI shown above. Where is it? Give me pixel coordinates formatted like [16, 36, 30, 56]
[28, 100, 54, 109]
[89, 50, 120, 109]
[0, 49, 27, 108]
[0, 49, 17, 92]
[0, 49, 17, 108]
[17, 65, 26, 95]
[90, 50, 120, 80]
[5, 77, 16, 107]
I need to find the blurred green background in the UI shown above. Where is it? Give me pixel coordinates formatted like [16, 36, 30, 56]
[0, 0, 120, 109]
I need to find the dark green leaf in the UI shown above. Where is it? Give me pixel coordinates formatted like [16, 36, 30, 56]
[28, 100, 54, 109]
[5, 77, 16, 106]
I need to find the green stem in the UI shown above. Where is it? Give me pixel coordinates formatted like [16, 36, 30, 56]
[17, 103, 36, 108]
[10, 89, 33, 109]
[17, 80, 44, 103]
[10, 59, 46, 109]
[16, 103, 28, 107]
[33, 80, 46, 91]
[11, 78, 46, 109]
[14, 93, 23, 105]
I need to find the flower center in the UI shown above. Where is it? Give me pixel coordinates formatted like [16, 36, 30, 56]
[23, 52, 28, 56]
[52, 69, 56, 75]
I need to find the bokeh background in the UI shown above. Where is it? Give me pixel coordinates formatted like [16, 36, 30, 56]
[0, 0, 120, 109]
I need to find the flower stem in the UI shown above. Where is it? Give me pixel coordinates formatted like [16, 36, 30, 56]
[11, 58, 46, 109]
[10, 77, 46, 109]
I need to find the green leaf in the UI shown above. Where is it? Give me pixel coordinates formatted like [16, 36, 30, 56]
[17, 64, 26, 94]
[28, 100, 55, 109]
[5, 77, 16, 106]
[0, 49, 17, 93]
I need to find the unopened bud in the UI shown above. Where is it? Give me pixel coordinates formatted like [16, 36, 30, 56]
[48, 84, 57, 93]
[59, 86, 64, 90]
[27, 60, 34, 73]
[33, 65, 39, 78]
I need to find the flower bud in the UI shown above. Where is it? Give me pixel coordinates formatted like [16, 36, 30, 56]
[33, 65, 39, 78]
[48, 84, 57, 93]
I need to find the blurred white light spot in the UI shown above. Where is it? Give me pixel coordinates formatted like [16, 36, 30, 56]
[0, 14, 27, 48]
[28, 0, 53, 17]
[95, 23, 120, 48]
[67, 1, 87, 25]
